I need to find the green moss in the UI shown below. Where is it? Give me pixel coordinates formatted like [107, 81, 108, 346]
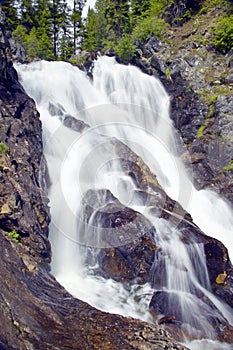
[0, 142, 8, 154]
[200, 86, 232, 106]
[207, 105, 215, 118]
[221, 159, 233, 173]
[196, 125, 206, 138]
[165, 67, 171, 80]
[8, 230, 21, 243]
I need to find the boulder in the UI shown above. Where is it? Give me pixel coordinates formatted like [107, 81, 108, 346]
[82, 189, 158, 284]
[149, 290, 233, 342]
[63, 114, 89, 132]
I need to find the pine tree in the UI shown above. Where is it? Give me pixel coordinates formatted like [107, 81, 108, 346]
[93, 0, 109, 50]
[131, 0, 150, 25]
[104, 0, 131, 42]
[20, 0, 37, 32]
[71, 0, 86, 54]
[2, 0, 19, 31]
[36, 0, 54, 59]
[92, 0, 131, 50]
[82, 7, 98, 52]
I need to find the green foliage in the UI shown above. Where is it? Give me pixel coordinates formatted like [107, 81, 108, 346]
[212, 15, 233, 54]
[114, 34, 135, 62]
[133, 17, 169, 44]
[12, 24, 27, 47]
[104, 0, 131, 44]
[4, 0, 85, 61]
[0, 142, 8, 154]
[165, 67, 171, 80]
[221, 160, 233, 173]
[20, 0, 37, 31]
[196, 125, 206, 138]
[130, 0, 171, 45]
[13, 25, 54, 60]
[8, 230, 21, 243]
[2, 0, 19, 31]
[131, 0, 150, 26]
[200, 86, 232, 106]
[82, 8, 98, 52]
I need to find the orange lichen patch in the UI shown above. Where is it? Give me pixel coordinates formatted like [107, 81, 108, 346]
[216, 271, 227, 285]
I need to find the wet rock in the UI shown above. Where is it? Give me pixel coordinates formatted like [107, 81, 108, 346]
[184, 94, 233, 202]
[105, 47, 116, 57]
[81, 189, 158, 284]
[0, 230, 191, 350]
[149, 290, 233, 343]
[212, 267, 233, 308]
[48, 102, 65, 117]
[63, 114, 89, 132]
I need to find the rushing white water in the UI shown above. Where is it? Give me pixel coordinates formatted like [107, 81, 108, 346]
[16, 57, 233, 350]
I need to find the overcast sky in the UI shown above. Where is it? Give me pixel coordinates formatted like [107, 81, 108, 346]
[82, 0, 97, 17]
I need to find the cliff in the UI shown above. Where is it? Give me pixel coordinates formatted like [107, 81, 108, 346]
[0, 6, 190, 350]
[131, 0, 233, 204]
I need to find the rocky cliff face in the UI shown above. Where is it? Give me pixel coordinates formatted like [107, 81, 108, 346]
[0, 6, 192, 350]
[131, 0, 233, 204]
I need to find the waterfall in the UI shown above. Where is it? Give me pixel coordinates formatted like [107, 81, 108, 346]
[16, 57, 233, 350]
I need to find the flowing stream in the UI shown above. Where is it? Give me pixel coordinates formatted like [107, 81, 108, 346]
[16, 57, 233, 350]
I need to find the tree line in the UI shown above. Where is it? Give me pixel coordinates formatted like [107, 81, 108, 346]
[2, 0, 233, 62]
[2, 0, 176, 61]
[2, 0, 85, 60]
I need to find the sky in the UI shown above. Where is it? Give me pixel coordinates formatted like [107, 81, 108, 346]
[67, 0, 96, 17]
[82, 0, 96, 17]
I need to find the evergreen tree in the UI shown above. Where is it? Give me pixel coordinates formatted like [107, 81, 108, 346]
[131, 0, 150, 23]
[82, 7, 98, 52]
[2, 0, 19, 31]
[20, 0, 37, 31]
[94, 0, 109, 50]
[92, 0, 131, 50]
[104, 0, 131, 42]
[36, 0, 54, 59]
[71, 0, 86, 54]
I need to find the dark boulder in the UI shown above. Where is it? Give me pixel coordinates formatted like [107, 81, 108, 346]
[212, 267, 233, 308]
[144, 37, 164, 55]
[150, 54, 166, 74]
[81, 188, 158, 284]
[63, 114, 89, 132]
[149, 290, 233, 342]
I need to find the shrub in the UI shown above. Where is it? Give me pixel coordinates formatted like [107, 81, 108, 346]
[0, 142, 8, 154]
[8, 230, 21, 243]
[212, 15, 233, 54]
[114, 34, 136, 62]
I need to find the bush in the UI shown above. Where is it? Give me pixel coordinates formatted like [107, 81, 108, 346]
[0, 142, 8, 154]
[133, 17, 169, 44]
[8, 230, 21, 243]
[212, 15, 233, 54]
[114, 34, 135, 62]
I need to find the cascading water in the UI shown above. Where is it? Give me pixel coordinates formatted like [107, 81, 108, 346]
[16, 57, 233, 350]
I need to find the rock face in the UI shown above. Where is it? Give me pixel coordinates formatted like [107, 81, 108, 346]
[130, 1, 233, 204]
[0, 8, 50, 265]
[0, 6, 191, 350]
[79, 139, 233, 344]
